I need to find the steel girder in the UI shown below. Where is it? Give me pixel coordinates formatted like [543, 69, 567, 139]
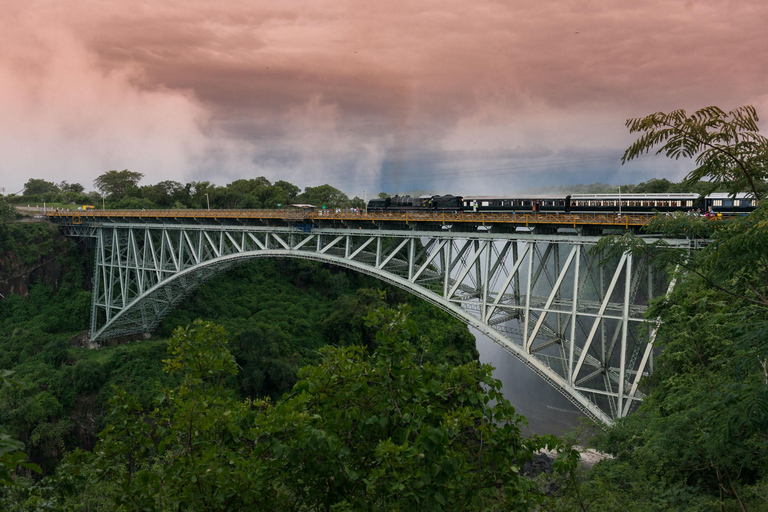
[88, 223, 687, 425]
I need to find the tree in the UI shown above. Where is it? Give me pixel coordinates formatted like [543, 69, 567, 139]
[93, 170, 144, 198]
[0, 370, 40, 488]
[631, 178, 675, 193]
[252, 305, 575, 511]
[57, 181, 84, 194]
[582, 205, 768, 511]
[190, 181, 217, 209]
[349, 196, 366, 209]
[22, 179, 59, 201]
[60, 311, 577, 511]
[297, 184, 350, 208]
[0, 197, 14, 226]
[140, 180, 187, 207]
[622, 105, 768, 200]
[274, 180, 300, 203]
[64, 321, 257, 511]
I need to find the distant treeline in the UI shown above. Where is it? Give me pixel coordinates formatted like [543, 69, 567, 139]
[6, 171, 729, 211]
[7, 171, 365, 210]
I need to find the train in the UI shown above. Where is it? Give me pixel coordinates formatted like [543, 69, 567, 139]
[366, 192, 757, 216]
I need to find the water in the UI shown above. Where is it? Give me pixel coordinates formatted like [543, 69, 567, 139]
[472, 328, 589, 437]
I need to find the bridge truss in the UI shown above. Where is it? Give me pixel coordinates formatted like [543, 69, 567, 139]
[62, 221, 688, 425]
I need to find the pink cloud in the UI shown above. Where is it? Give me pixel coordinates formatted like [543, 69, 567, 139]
[1, 0, 766, 194]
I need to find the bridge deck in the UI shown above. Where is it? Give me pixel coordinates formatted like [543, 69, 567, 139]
[45, 208, 652, 228]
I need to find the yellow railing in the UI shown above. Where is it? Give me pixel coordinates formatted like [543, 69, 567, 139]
[45, 208, 652, 227]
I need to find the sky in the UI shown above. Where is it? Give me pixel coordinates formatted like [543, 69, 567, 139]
[1, 0, 767, 197]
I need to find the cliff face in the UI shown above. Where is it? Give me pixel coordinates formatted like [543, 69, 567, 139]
[0, 220, 91, 299]
[0, 246, 64, 297]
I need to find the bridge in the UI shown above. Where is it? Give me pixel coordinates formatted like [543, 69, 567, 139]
[47, 208, 693, 425]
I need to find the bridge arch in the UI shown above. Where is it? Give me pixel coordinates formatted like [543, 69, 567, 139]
[82, 223, 684, 425]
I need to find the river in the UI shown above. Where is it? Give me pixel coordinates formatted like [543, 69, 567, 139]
[473, 328, 590, 437]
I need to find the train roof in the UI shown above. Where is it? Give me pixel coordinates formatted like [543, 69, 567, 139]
[569, 193, 700, 200]
[464, 193, 702, 200]
[462, 194, 565, 200]
[704, 192, 753, 199]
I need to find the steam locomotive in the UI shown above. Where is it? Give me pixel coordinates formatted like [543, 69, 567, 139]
[367, 192, 756, 216]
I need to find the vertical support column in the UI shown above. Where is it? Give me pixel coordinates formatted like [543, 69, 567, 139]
[523, 240, 534, 353]
[512, 241, 521, 305]
[568, 243, 581, 385]
[617, 253, 632, 418]
[600, 261, 606, 364]
[482, 240, 491, 321]
[91, 228, 105, 338]
[443, 239, 452, 299]
[408, 238, 415, 281]
[554, 243, 562, 336]
[647, 260, 655, 374]
[474, 240, 483, 295]
[113, 229, 122, 307]
[376, 236, 382, 268]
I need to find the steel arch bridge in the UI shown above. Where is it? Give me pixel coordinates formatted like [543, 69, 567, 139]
[55, 217, 690, 425]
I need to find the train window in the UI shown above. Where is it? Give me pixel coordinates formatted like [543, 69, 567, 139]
[482, 201, 489, 206]
[722, 200, 733, 207]
[712, 200, 722, 206]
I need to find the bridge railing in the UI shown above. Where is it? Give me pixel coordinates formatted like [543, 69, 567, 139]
[45, 208, 654, 227]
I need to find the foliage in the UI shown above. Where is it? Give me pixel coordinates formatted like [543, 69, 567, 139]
[297, 183, 350, 208]
[274, 180, 300, 203]
[622, 105, 768, 200]
[56, 312, 576, 511]
[572, 205, 768, 510]
[1, 230, 483, 488]
[249, 306, 575, 511]
[0, 371, 41, 488]
[57, 181, 84, 194]
[0, 196, 16, 227]
[93, 170, 144, 198]
[160, 258, 481, 400]
[22, 179, 60, 202]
